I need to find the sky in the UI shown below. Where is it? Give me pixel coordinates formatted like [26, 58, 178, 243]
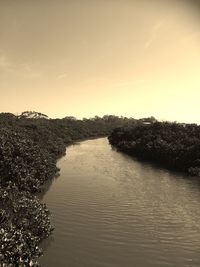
[0, 0, 200, 123]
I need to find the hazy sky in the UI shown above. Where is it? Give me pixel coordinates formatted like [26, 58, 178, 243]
[0, 0, 200, 122]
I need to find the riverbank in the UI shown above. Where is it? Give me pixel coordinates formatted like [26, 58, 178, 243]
[0, 112, 133, 266]
[0, 128, 66, 266]
[108, 121, 200, 176]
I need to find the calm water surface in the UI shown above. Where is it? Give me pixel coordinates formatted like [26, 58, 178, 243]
[40, 138, 200, 267]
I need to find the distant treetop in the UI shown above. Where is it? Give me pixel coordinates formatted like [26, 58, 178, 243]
[19, 111, 49, 119]
[63, 116, 77, 121]
[139, 116, 157, 124]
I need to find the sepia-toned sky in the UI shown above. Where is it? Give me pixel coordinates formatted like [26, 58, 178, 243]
[0, 0, 200, 122]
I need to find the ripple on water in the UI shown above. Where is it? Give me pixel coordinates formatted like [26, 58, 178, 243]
[40, 138, 200, 267]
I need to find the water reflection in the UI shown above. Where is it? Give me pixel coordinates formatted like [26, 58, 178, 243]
[40, 138, 200, 267]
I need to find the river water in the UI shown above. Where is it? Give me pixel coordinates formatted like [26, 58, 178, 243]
[40, 138, 200, 267]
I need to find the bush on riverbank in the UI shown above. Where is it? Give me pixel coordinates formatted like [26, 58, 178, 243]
[0, 128, 58, 193]
[108, 121, 200, 176]
[0, 185, 52, 266]
[0, 124, 59, 265]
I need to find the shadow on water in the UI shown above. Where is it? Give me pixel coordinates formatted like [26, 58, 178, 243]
[110, 145, 200, 189]
[40, 236, 55, 254]
[37, 172, 60, 201]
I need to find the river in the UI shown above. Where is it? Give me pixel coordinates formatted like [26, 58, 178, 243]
[39, 138, 200, 267]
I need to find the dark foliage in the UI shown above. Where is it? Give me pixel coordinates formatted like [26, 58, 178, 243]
[0, 112, 136, 266]
[108, 121, 200, 176]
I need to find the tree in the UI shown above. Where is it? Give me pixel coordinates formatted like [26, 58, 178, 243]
[19, 111, 48, 119]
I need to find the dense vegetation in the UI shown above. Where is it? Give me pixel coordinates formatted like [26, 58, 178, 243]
[108, 121, 200, 176]
[0, 111, 136, 266]
[3, 114, 199, 265]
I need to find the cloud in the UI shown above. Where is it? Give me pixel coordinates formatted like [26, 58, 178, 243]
[144, 19, 169, 50]
[113, 79, 145, 88]
[80, 77, 109, 85]
[0, 51, 10, 68]
[21, 63, 42, 79]
[56, 73, 68, 80]
[180, 31, 200, 44]
[0, 50, 41, 79]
